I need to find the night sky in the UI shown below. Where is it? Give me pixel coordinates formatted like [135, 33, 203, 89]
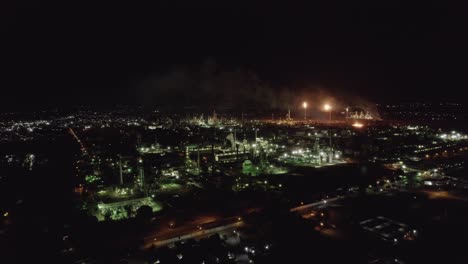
[2, 1, 468, 110]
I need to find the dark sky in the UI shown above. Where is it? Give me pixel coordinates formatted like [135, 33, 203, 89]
[2, 1, 468, 110]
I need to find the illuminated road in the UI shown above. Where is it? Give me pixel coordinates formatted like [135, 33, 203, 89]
[141, 173, 409, 249]
[290, 197, 342, 213]
[421, 190, 468, 201]
[144, 215, 217, 239]
[141, 208, 259, 249]
[143, 215, 243, 249]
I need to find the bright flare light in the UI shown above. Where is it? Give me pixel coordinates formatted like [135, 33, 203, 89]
[323, 104, 331, 111]
[352, 122, 364, 128]
[303, 102, 308, 109]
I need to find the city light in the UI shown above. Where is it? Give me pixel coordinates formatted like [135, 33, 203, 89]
[3, 6, 467, 262]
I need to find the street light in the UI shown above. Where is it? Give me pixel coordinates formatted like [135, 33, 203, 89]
[302, 101, 308, 120]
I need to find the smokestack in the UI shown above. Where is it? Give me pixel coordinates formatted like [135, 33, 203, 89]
[211, 143, 214, 159]
[329, 129, 333, 163]
[234, 129, 237, 147]
[197, 146, 200, 173]
[139, 166, 144, 188]
[119, 155, 123, 185]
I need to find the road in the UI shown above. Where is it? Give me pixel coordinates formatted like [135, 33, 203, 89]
[141, 208, 258, 249]
[144, 195, 346, 249]
[140, 173, 409, 249]
[142, 216, 244, 249]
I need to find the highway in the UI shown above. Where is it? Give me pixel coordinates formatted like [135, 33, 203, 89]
[143, 219, 243, 249]
[141, 209, 257, 249]
[140, 171, 417, 250]
[140, 196, 347, 249]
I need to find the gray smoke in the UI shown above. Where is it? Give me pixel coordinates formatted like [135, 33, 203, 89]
[137, 60, 276, 109]
[137, 59, 380, 119]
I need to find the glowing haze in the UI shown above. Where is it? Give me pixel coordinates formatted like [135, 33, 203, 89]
[137, 59, 381, 119]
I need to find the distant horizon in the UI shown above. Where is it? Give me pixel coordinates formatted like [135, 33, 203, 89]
[3, 2, 468, 109]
